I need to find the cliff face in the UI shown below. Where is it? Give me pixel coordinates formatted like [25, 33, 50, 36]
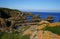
[0, 8, 23, 32]
[0, 8, 22, 18]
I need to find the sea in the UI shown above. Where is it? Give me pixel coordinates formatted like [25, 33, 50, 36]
[26, 12, 60, 22]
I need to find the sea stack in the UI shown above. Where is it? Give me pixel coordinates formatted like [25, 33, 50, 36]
[45, 15, 54, 23]
[31, 14, 41, 22]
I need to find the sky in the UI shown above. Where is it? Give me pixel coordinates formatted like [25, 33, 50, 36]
[0, 0, 60, 12]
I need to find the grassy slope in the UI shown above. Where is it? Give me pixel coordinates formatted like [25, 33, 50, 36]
[0, 26, 30, 39]
[43, 26, 60, 35]
[20, 35, 30, 39]
[0, 32, 22, 39]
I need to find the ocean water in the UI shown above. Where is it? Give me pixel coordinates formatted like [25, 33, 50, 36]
[28, 12, 60, 22]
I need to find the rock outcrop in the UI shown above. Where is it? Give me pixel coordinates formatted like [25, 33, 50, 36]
[45, 15, 54, 23]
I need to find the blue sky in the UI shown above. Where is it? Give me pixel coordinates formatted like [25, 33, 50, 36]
[0, 0, 60, 12]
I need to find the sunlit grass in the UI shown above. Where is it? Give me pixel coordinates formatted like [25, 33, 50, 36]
[20, 35, 30, 39]
[0, 26, 30, 39]
[0, 31, 22, 39]
[43, 26, 60, 35]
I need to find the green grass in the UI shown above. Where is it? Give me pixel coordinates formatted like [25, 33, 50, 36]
[23, 26, 30, 30]
[0, 31, 22, 39]
[0, 32, 30, 39]
[0, 32, 12, 39]
[20, 35, 30, 39]
[0, 26, 30, 39]
[43, 26, 60, 35]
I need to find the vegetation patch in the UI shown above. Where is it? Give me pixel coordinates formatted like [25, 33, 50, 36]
[0, 31, 23, 39]
[43, 26, 60, 35]
[20, 35, 30, 39]
[22, 26, 30, 31]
